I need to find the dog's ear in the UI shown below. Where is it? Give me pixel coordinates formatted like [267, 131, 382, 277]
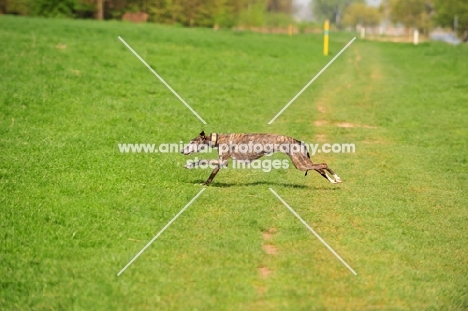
[199, 130, 205, 137]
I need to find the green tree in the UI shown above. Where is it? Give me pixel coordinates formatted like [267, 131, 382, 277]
[0, 0, 6, 14]
[105, 0, 146, 19]
[238, 0, 268, 27]
[312, 0, 363, 26]
[267, 0, 292, 14]
[3, 0, 95, 18]
[197, 0, 236, 27]
[4, 0, 31, 15]
[147, 0, 171, 24]
[388, 0, 433, 33]
[342, 2, 380, 27]
[433, 0, 468, 35]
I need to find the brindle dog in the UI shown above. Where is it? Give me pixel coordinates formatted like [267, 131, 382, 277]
[181, 131, 342, 186]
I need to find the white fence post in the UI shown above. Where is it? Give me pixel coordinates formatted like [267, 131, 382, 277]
[413, 29, 419, 45]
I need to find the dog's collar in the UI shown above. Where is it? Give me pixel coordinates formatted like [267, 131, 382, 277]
[209, 133, 219, 148]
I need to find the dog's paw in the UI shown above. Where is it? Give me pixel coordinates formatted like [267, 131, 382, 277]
[325, 174, 337, 184]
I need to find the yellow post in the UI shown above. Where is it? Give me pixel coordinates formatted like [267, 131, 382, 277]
[288, 24, 293, 36]
[324, 20, 329, 56]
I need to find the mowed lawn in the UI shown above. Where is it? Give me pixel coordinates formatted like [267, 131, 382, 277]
[1, 15, 467, 310]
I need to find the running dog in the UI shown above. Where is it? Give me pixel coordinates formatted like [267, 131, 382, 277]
[181, 131, 342, 186]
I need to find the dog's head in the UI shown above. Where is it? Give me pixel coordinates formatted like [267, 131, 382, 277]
[181, 131, 209, 155]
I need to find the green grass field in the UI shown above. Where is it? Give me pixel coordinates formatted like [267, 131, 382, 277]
[1, 15, 467, 310]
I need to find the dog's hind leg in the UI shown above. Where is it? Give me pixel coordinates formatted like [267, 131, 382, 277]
[312, 165, 341, 183]
[288, 148, 342, 183]
[303, 163, 341, 184]
[322, 166, 342, 183]
[290, 156, 341, 183]
[314, 168, 341, 184]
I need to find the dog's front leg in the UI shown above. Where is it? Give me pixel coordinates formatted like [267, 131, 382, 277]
[183, 159, 220, 185]
[202, 159, 228, 186]
[202, 167, 220, 185]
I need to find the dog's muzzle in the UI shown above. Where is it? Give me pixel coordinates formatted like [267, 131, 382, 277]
[181, 143, 194, 155]
[181, 144, 204, 155]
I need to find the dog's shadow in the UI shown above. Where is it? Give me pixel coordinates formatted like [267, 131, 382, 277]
[186, 180, 341, 190]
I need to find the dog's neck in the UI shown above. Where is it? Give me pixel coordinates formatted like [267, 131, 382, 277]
[209, 133, 219, 148]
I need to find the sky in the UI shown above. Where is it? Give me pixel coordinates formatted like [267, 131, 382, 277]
[294, 0, 383, 21]
[366, 0, 382, 7]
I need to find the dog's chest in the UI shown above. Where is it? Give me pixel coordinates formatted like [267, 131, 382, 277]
[229, 151, 265, 161]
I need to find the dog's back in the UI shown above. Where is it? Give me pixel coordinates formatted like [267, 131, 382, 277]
[217, 133, 309, 163]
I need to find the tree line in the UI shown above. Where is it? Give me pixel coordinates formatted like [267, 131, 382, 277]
[0, 0, 295, 27]
[0, 0, 466, 34]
